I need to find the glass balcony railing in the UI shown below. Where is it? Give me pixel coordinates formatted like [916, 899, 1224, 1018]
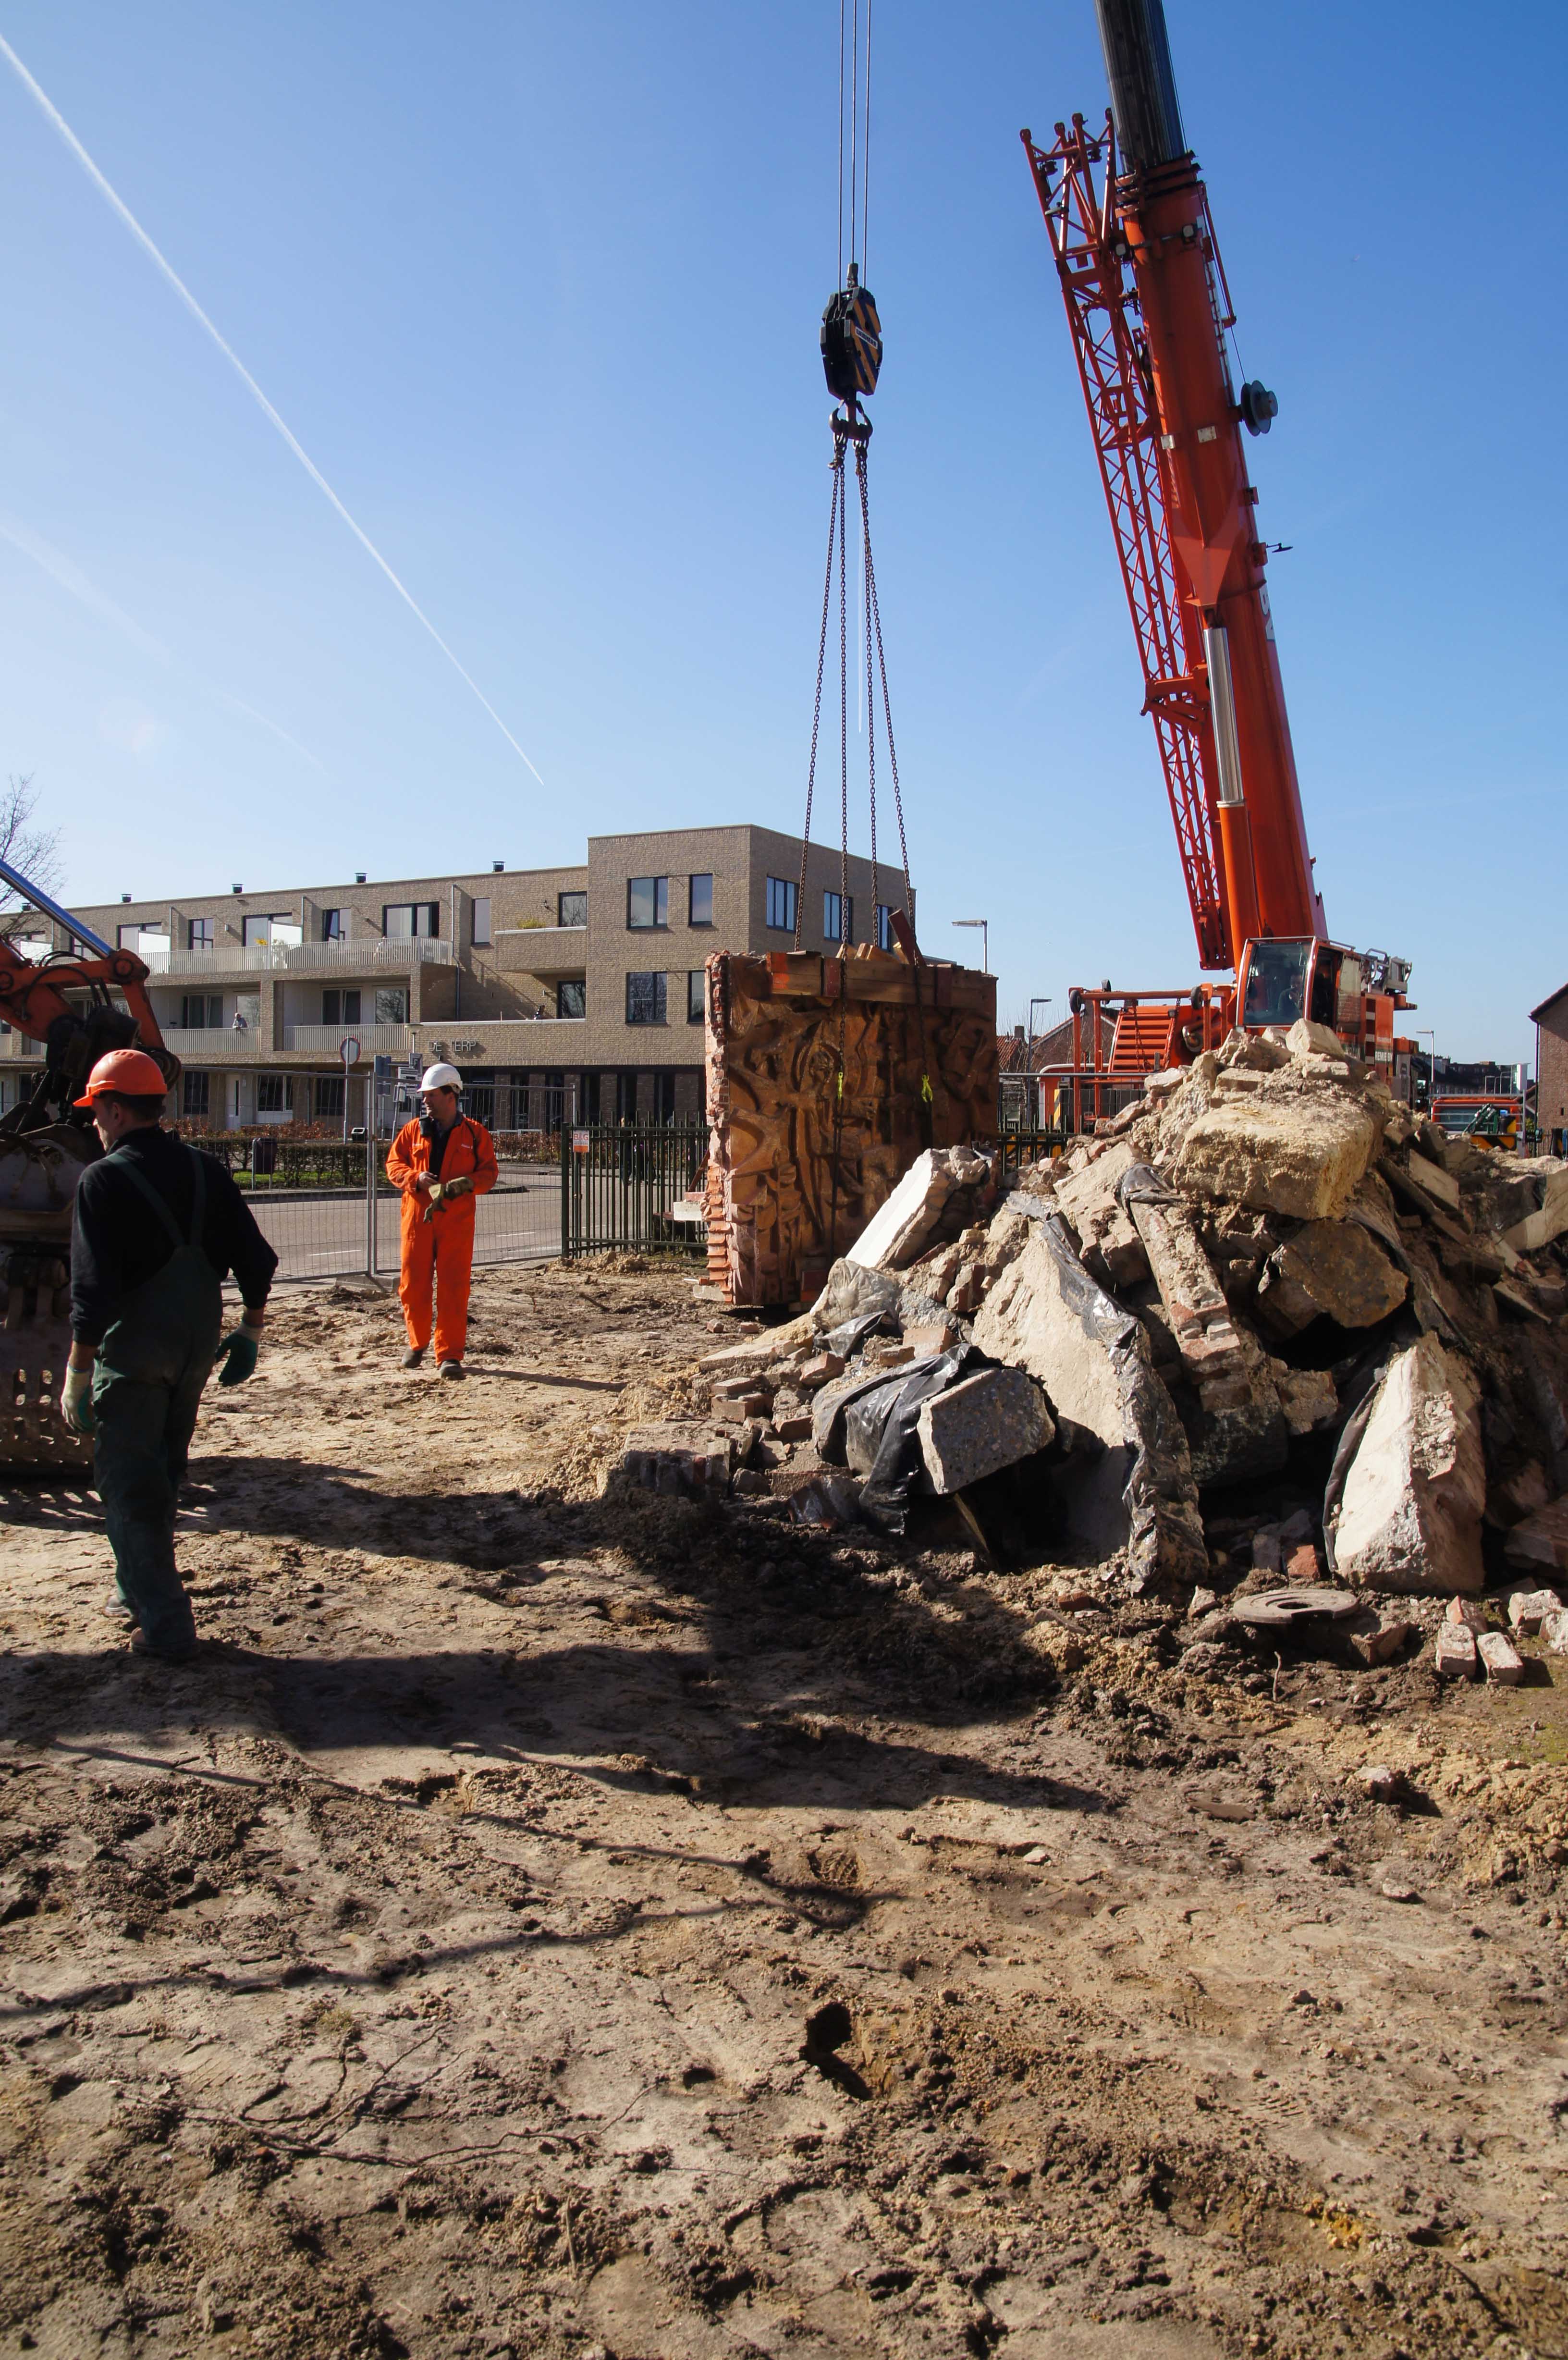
[140, 938, 455, 976]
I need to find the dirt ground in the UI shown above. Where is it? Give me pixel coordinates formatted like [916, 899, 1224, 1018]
[3, 1259, 1568, 2360]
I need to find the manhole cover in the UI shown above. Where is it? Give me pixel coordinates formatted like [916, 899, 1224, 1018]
[1231, 1586, 1359, 1629]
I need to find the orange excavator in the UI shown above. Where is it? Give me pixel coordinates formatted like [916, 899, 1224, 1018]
[1021, 0, 1414, 1117]
[0, 856, 178, 1464]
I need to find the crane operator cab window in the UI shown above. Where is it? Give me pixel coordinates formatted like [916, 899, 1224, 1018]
[1240, 939, 1311, 1030]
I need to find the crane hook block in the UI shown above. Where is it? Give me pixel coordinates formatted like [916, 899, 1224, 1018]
[821, 270, 882, 405]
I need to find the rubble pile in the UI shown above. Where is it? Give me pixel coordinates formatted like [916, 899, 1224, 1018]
[615, 1021, 1568, 1678]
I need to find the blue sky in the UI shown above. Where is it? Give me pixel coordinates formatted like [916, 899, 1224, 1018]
[0, 1, 1561, 1062]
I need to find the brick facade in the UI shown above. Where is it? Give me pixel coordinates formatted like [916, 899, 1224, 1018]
[0, 827, 911, 1133]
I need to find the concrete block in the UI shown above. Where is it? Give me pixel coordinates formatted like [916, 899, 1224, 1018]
[1434, 1623, 1478, 1680]
[1173, 1090, 1380, 1221]
[1541, 1609, 1568, 1655]
[1507, 1586, 1564, 1635]
[1502, 1168, 1568, 1255]
[1477, 1631, 1526, 1685]
[915, 1365, 1054, 1496]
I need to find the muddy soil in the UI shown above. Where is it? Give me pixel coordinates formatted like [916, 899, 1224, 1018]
[2, 1260, 1567, 2360]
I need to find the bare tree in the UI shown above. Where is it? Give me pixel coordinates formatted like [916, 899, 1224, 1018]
[0, 776, 64, 945]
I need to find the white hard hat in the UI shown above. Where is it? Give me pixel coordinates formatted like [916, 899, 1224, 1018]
[420, 1062, 462, 1093]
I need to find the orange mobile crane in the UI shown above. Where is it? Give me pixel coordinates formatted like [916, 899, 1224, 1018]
[0, 856, 178, 1465]
[1021, 0, 1413, 1116]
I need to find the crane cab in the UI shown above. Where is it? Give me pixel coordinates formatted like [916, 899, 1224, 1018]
[1236, 936, 1408, 1076]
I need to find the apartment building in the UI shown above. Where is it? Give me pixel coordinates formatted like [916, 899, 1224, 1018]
[0, 825, 909, 1133]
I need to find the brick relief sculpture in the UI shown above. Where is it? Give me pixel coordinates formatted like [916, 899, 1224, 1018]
[705, 947, 998, 1306]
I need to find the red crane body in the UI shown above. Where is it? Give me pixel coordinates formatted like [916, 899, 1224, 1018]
[1019, 0, 1409, 1109]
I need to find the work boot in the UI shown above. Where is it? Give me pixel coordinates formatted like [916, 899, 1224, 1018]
[102, 1592, 137, 1625]
[402, 1346, 425, 1369]
[131, 1630, 197, 1665]
[438, 1360, 465, 1382]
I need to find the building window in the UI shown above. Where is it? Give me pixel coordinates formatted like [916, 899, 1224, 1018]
[627, 876, 669, 930]
[179, 995, 223, 1029]
[625, 971, 667, 1025]
[374, 987, 408, 1025]
[320, 908, 343, 941]
[689, 873, 714, 927]
[874, 903, 896, 951]
[383, 902, 440, 939]
[188, 917, 214, 950]
[182, 1071, 209, 1118]
[557, 979, 586, 1020]
[472, 896, 491, 946]
[242, 913, 301, 949]
[257, 1076, 293, 1113]
[765, 876, 797, 933]
[315, 1076, 345, 1119]
[824, 891, 855, 946]
[687, 971, 705, 1025]
[322, 989, 362, 1026]
[558, 890, 587, 928]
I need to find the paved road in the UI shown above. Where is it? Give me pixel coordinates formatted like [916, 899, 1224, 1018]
[250, 1173, 563, 1282]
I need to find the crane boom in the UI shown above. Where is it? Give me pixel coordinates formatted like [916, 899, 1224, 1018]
[1023, 0, 1325, 969]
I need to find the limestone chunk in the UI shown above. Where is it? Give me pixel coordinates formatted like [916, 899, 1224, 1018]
[1172, 1086, 1380, 1220]
[1330, 1333, 1486, 1595]
[1257, 1219, 1407, 1334]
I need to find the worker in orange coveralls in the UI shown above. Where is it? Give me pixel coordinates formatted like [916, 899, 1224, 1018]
[385, 1062, 498, 1380]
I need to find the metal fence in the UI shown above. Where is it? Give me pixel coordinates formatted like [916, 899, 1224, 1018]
[247, 1155, 561, 1283]
[561, 1122, 709, 1260]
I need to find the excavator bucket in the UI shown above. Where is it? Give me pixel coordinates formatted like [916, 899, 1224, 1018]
[0, 1125, 94, 1471]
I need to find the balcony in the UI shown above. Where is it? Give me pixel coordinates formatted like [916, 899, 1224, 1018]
[284, 1023, 411, 1057]
[492, 925, 588, 977]
[158, 1026, 266, 1061]
[141, 938, 455, 979]
[412, 1016, 588, 1061]
[0, 1031, 45, 1062]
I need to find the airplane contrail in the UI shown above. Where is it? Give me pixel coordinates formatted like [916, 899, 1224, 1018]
[0, 32, 547, 788]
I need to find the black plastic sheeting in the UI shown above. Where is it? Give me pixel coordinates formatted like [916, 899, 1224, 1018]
[843, 1346, 972, 1535]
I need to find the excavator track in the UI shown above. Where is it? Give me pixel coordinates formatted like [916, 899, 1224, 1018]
[0, 1126, 94, 1472]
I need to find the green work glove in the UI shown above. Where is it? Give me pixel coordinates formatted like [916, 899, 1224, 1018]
[215, 1323, 262, 1387]
[426, 1180, 446, 1207]
[61, 1365, 95, 1436]
[442, 1173, 474, 1200]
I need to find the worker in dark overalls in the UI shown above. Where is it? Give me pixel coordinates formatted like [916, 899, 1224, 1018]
[60, 1049, 278, 1662]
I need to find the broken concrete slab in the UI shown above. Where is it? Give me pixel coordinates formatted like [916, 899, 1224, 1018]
[972, 1215, 1205, 1590]
[1542, 1609, 1568, 1654]
[1257, 1219, 1408, 1335]
[1172, 1085, 1380, 1221]
[1330, 1332, 1487, 1595]
[1502, 1166, 1568, 1255]
[1503, 1497, 1568, 1575]
[1286, 1019, 1346, 1061]
[1477, 1630, 1526, 1685]
[846, 1145, 991, 1273]
[916, 1365, 1054, 1496]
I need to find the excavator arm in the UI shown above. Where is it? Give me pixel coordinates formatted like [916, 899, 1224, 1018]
[0, 856, 178, 1135]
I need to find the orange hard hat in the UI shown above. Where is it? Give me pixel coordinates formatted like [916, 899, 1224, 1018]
[74, 1047, 169, 1107]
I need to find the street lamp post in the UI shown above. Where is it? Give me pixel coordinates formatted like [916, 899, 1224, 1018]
[1414, 1029, 1435, 1115]
[952, 918, 989, 974]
